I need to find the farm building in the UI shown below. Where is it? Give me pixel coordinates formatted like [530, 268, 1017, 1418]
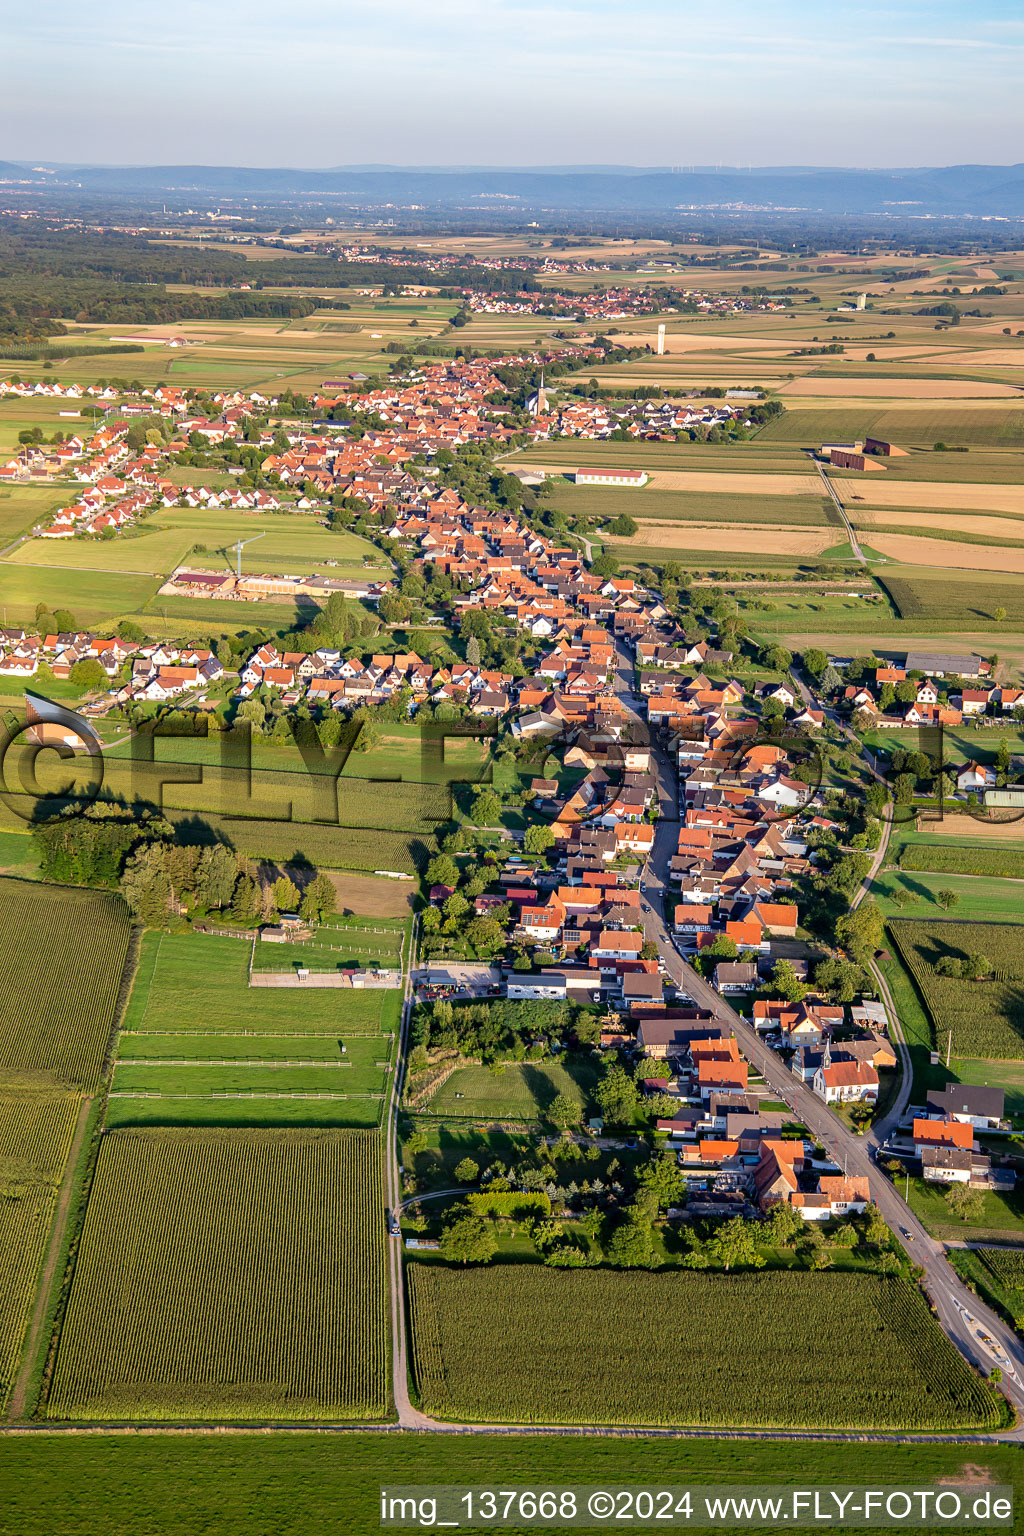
[571, 469, 649, 487]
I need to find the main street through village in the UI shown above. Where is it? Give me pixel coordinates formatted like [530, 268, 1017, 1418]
[612, 639, 1024, 1432]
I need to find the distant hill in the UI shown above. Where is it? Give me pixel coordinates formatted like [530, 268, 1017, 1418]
[7, 161, 1024, 215]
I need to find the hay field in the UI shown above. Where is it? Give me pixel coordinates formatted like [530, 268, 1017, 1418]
[851, 509, 1024, 541]
[619, 522, 831, 556]
[834, 480, 1024, 516]
[868, 533, 1024, 573]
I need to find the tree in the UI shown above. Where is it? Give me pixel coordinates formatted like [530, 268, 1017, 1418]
[606, 1198, 655, 1268]
[707, 1216, 765, 1273]
[299, 871, 337, 924]
[195, 845, 240, 911]
[523, 823, 555, 856]
[595, 1064, 639, 1126]
[803, 647, 828, 678]
[640, 939, 660, 962]
[69, 658, 107, 690]
[764, 1201, 802, 1248]
[119, 845, 172, 928]
[765, 958, 808, 1004]
[944, 1184, 984, 1224]
[454, 1157, 480, 1184]
[425, 853, 460, 889]
[442, 890, 469, 922]
[836, 900, 885, 963]
[813, 955, 862, 1004]
[273, 874, 301, 913]
[995, 606, 1007, 623]
[438, 1211, 497, 1265]
[470, 789, 502, 826]
[608, 513, 638, 537]
[229, 872, 262, 927]
[549, 1090, 583, 1129]
[964, 950, 991, 980]
[51, 607, 76, 632]
[935, 888, 960, 912]
[465, 634, 482, 667]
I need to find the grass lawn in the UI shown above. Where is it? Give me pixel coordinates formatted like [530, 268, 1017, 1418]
[0, 563, 162, 625]
[3, 1435, 1021, 1536]
[421, 1057, 600, 1121]
[949, 1057, 1024, 1122]
[109, 932, 398, 1130]
[871, 867, 1024, 923]
[904, 1173, 1024, 1241]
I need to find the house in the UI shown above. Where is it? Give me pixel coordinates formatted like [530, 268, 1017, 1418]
[912, 1116, 974, 1152]
[591, 929, 643, 961]
[813, 1057, 879, 1104]
[920, 1145, 974, 1185]
[621, 971, 665, 1009]
[924, 1083, 1004, 1130]
[957, 762, 996, 793]
[714, 961, 758, 994]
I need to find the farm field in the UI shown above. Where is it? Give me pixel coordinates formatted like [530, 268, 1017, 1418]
[5, 507, 381, 577]
[0, 878, 131, 1087]
[870, 868, 1024, 924]
[0, 562, 163, 626]
[0, 485, 74, 545]
[877, 569, 1024, 623]
[888, 918, 1024, 1060]
[614, 522, 832, 557]
[759, 404, 1024, 449]
[108, 932, 398, 1129]
[46, 1126, 389, 1421]
[3, 744, 451, 836]
[419, 1058, 600, 1121]
[893, 833, 1024, 880]
[543, 483, 833, 526]
[0, 1083, 82, 1411]
[322, 870, 416, 916]
[407, 1268, 1001, 1430]
[4, 1435, 1019, 1536]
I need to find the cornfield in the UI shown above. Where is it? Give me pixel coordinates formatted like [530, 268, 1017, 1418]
[408, 1268, 1001, 1430]
[889, 919, 1024, 1060]
[0, 1084, 81, 1409]
[0, 879, 131, 1087]
[47, 1127, 389, 1422]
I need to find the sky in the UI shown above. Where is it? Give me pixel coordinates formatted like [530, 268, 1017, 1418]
[2, 0, 1023, 169]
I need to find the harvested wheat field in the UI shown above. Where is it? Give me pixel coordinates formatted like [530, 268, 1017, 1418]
[868, 533, 1024, 573]
[835, 480, 1024, 516]
[850, 509, 1024, 541]
[779, 378, 1023, 399]
[922, 815, 1024, 840]
[622, 523, 831, 556]
[609, 331, 802, 355]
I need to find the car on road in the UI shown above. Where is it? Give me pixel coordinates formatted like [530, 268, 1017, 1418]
[386, 1210, 400, 1238]
[641, 902, 650, 913]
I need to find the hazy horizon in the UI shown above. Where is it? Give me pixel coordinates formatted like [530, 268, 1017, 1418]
[3, 0, 1023, 169]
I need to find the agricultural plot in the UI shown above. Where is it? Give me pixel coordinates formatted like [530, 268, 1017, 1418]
[46, 1127, 389, 1421]
[543, 483, 833, 526]
[0, 1084, 82, 1410]
[6, 508, 379, 578]
[419, 1059, 600, 1122]
[895, 837, 1024, 881]
[871, 869, 1024, 925]
[0, 879, 131, 1088]
[108, 932, 398, 1129]
[888, 919, 1024, 1060]
[0, 563, 163, 627]
[408, 1269, 1000, 1430]
[759, 406, 1024, 449]
[877, 570, 1024, 624]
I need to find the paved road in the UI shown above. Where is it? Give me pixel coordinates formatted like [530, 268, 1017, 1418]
[613, 639, 1024, 1432]
[816, 461, 866, 565]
